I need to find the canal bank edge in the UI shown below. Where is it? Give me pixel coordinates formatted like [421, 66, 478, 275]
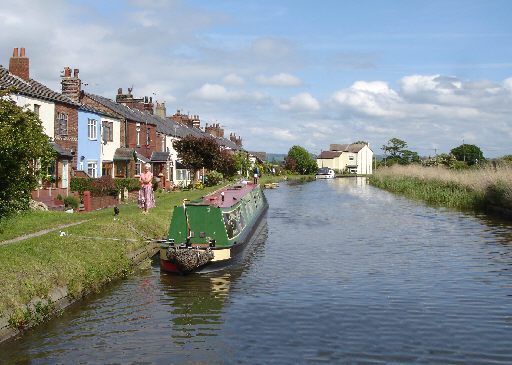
[0, 241, 160, 345]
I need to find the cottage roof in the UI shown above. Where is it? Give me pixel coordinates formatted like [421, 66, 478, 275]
[151, 151, 170, 162]
[50, 142, 73, 158]
[317, 151, 342, 159]
[84, 92, 155, 125]
[215, 136, 241, 151]
[79, 102, 120, 119]
[113, 148, 135, 161]
[0, 65, 79, 106]
[248, 151, 267, 162]
[330, 143, 367, 153]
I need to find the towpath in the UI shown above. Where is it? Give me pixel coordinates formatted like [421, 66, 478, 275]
[0, 219, 93, 246]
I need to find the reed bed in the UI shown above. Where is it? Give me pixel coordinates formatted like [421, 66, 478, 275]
[369, 164, 512, 211]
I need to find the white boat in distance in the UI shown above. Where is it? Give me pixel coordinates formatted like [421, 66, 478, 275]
[315, 167, 335, 179]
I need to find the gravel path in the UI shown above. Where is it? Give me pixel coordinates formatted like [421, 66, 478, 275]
[0, 220, 93, 245]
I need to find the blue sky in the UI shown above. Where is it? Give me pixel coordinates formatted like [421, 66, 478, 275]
[1, 0, 512, 157]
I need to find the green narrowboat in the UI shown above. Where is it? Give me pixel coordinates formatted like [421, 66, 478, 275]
[160, 182, 268, 273]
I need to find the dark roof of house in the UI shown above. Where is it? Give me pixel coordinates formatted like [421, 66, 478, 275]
[318, 151, 342, 159]
[50, 142, 73, 158]
[330, 143, 367, 153]
[79, 103, 120, 119]
[113, 148, 135, 161]
[151, 151, 170, 162]
[248, 151, 267, 162]
[135, 152, 150, 163]
[214, 136, 241, 151]
[0, 65, 79, 106]
[84, 92, 156, 125]
[141, 111, 242, 151]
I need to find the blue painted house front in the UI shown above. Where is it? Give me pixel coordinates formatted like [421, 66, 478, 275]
[77, 106, 103, 177]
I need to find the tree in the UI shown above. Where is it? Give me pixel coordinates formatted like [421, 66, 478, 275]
[0, 88, 55, 219]
[286, 145, 318, 174]
[382, 138, 407, 159]
[283, 156, 296, 172]
[173, 136, 220, 182]
[214, 149, 237, 178]
[353, 141, 368, 145]
[401, 150, 420, 164]
[450, 143, 484, 166]
[381, 138, 419, 165]
[233, 151, 252, 176]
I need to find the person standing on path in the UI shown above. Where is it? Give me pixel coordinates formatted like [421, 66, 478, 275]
[138, 163, 155, 214]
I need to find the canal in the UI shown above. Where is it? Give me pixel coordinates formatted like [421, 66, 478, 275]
[2, 178, 512, 363]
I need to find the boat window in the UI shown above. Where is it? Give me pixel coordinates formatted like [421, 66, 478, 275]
[223, 205, 246, 239]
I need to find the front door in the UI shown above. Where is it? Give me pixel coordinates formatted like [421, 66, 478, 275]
[61, 160, 69, 189]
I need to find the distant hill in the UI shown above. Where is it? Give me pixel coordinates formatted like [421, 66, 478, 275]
[267, 153, 286, 163]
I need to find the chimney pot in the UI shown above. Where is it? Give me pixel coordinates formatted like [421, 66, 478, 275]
[20, 47, 25, 57]
[118, 88, 122, 94]
[9, 47, 29, 81]
[73, 68, 79, 77]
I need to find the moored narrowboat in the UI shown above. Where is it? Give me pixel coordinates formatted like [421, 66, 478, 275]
[160, 182, 268, 273]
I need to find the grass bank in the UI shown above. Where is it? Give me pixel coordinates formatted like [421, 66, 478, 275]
[368, 164, 512, 212]
[0, 185, 223, 327]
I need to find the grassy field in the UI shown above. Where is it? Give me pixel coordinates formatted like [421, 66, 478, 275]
[0, 185, 225, 324]
[0, 174, 298, 327]
[369, 164, 512, 211]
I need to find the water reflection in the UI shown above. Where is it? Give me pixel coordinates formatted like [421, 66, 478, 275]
[157, 223, 268, 345]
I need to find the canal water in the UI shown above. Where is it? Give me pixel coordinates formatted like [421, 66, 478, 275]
[2, 178, 512, 364]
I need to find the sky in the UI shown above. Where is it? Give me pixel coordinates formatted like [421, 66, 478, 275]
[1, 0, 512, 157]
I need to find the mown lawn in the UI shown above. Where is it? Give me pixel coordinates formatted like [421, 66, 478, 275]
[0, 185, 222, 321]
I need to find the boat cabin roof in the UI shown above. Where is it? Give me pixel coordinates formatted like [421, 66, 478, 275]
[191, 182, 258, 208]
[317, 167, 332, 174]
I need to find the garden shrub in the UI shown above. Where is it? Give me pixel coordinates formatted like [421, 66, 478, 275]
[63, 195, 80, 209]
[205, 171, 223, 187]
[90, 176, 117, 197]
[70, 177, 92, 195]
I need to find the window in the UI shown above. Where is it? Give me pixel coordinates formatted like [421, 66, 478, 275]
[115, 162, 125, 177]
[87, 161, 97, 178]
[102, 162, 113, 177]
[33, 104, 40, 116]
[88, 119, 97, 140]
[102, 121, 113, 142]
[161, 135, 165, 151]
[57, 113, 68, 135]
[146, 127, 150, 145]
[349, 156, 354, 161]
[135, 162, 141, 176]
[136, 123, 141, 146]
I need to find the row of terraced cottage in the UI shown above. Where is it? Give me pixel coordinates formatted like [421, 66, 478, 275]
[1, 47, 248, 207]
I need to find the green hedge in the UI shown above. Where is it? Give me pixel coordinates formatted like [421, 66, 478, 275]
[71, 177, 140, 196]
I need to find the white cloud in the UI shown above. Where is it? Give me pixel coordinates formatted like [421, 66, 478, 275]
[222, 73, 245, 86]
[256, 73, 303, 87]
[188, 83, 267, 102]
[249, 126, 296, 141]
[330, 81, 403, 117]
[278, 93, 320, 112]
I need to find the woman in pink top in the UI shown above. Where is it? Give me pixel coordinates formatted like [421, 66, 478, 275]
[138, 163, 155, 214]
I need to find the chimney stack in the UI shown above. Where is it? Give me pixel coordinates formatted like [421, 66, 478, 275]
[156, 102, 167, 118]
[61, 66, 81, 101]
[9, 47, 30, 82]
